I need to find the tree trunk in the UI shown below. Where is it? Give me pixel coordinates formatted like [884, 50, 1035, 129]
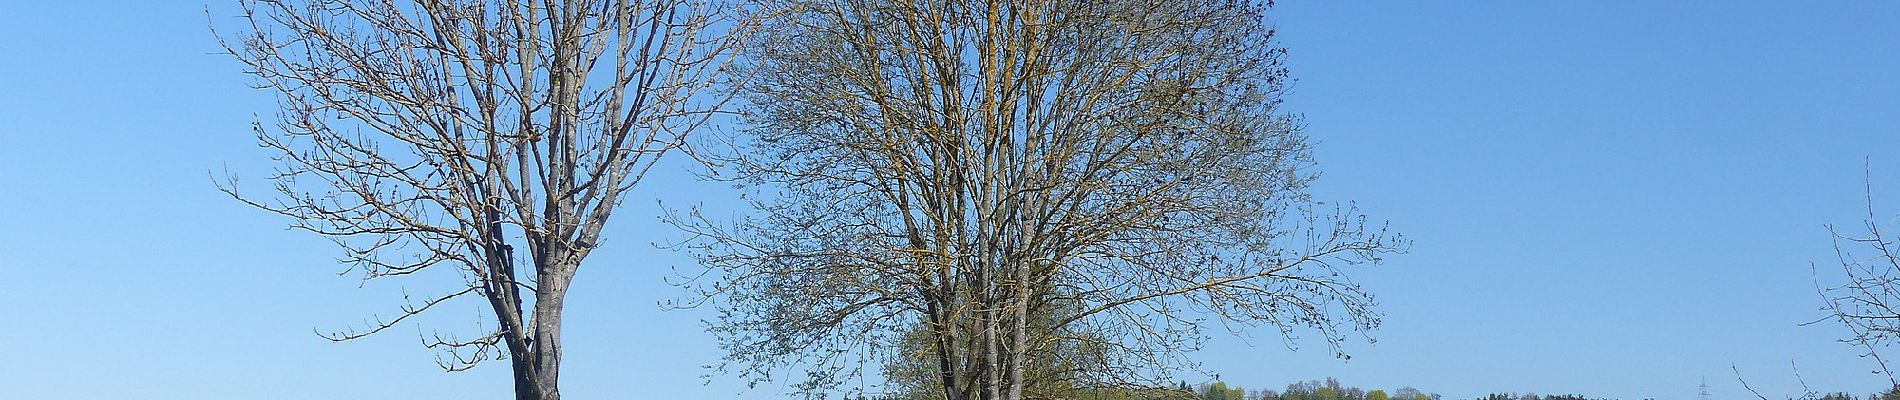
[503, 293, 568, 400]
[929, 301, 963, 400]
[501, 254, 575, 400]
[511, 363, 546, 400]
[526, 264, 574, 400]
[1004, 262, 1030, 400]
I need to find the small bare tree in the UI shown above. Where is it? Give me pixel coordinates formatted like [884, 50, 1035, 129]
[671, 1, 1404, 399]
[1816, 178, 1900, 386]
[217, 1, 742, 399]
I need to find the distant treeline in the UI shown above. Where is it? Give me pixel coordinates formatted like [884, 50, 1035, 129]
[1181, 377, 1900, 400]
[1182, 377, 1438, 400]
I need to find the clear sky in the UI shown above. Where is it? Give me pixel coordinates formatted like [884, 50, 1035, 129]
[3, 1, 1898, 399]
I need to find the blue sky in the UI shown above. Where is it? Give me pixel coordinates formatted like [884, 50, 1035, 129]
[2, 1, 1898, 399]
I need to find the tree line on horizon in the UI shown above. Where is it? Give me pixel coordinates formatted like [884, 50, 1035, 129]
[1134, 376, 1899, 400]
[1177, 377, 1900, 400]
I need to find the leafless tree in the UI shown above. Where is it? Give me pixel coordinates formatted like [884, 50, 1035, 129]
[1815, 177, 1900, 387]
[216, 1, 743, 398]
[670, 1, 1404, 399]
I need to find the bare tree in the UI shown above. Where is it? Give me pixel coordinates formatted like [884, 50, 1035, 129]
[671, 1, 1404, 399]
[216, 1, 743, 398]
[1816, 177, 1900, 387]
